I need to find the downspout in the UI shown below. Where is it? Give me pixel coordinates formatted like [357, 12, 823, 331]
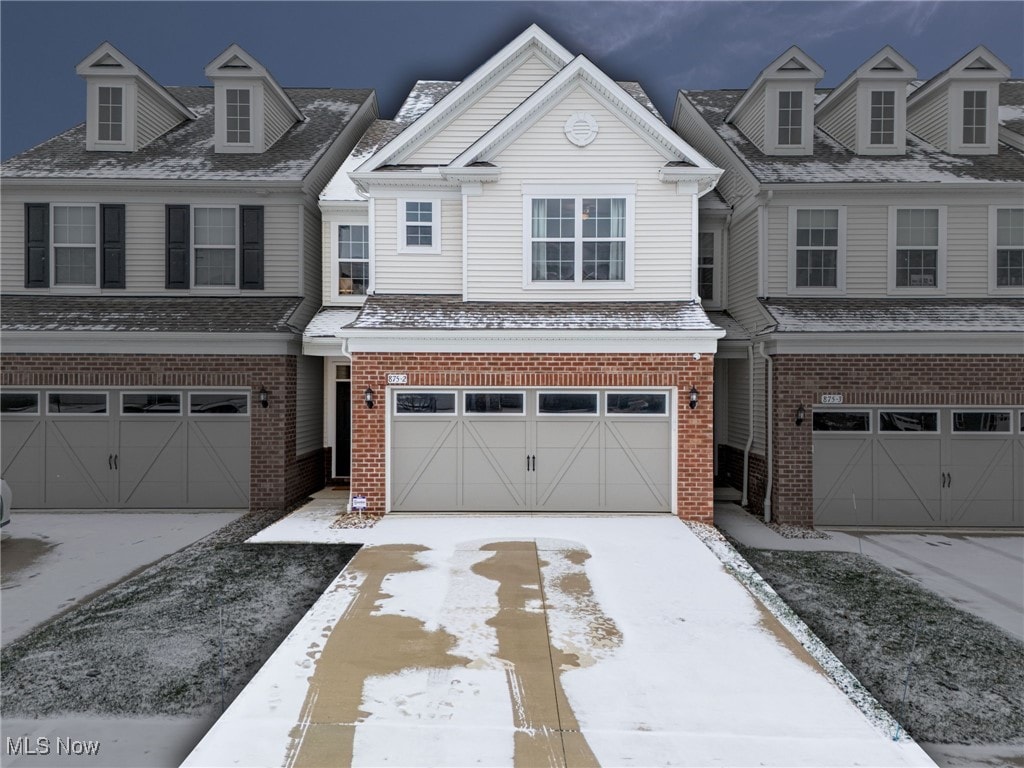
[741, 342, 754, 507]
[758, 342, 773, 523]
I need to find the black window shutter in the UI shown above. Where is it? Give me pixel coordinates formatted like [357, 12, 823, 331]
[239, 205, 264, 290]
[165, 205, 190, 289]
[100, 204, 126, 289]
[24, 204, 49, 288]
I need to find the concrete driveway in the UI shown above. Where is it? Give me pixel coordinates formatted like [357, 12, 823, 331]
[183, 514, 933, 767]
[715, 503, 1024, 641]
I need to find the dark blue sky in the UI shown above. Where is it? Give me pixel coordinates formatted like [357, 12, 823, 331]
[2, 1, 1022, 159]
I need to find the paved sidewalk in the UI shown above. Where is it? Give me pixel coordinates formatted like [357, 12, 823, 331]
[184, 514, 933, 767]
[715, 503, 1024, 641]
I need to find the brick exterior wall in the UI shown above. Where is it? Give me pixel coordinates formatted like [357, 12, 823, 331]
[771, 353, 1024, 526]
[350, 352, 715, 521]
[717, 443, 767, 516]
[1, 352, 324, 510]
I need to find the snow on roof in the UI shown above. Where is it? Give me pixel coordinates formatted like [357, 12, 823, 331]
[320, 119, 406, 201]
[1000, 80, 1024, 136]
[760, 298, 1024, 334]
[682, 88, 1024, 184]
[1, 87, 373, 182]
[394, 81, 460, 124]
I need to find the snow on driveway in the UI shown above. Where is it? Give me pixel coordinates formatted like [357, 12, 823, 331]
[185, 515, 935, 767]
[1, 512, 241, 643]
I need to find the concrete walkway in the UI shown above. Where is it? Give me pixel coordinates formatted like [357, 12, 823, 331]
[715, 503, 1024, 641]
[184, 514, 933, 767]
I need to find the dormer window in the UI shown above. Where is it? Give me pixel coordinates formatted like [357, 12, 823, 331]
[962, 91, 987, 144]
[97, 87, 124, 142]
[777, 91, 803, 145]
[226, 89, 252, 145]
[869, 91, 895, 145]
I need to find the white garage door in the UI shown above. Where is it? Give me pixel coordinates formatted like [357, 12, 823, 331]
[814, 409, 1024, 528]
[1, 390, 250, 510]
[390, 389, 672, 512]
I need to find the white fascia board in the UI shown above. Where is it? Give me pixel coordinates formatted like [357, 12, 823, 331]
[672, 93, 763, 199]
[763, 331, 1024, 355]
[439, 167, 502, 183]
[1, 177, 308, 197]
[347, 170, 462, 192]
[303, 95, 378, 198]
[726, 45, 824, 124]
[450, 56, 716, 170]
[320, 199, 369, 216]
[2, 332, 301, 356]
[205, 43, 304, 122]
[658, 166, 723, 196]
[357, 25, 574, 173]
[306, 328, 726, 355]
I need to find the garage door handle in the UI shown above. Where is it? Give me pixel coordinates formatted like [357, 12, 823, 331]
[946, 472, 951, 489]
[108, 454, 113, 470]
[531, 455, 535, 472]
[114, 454, 118, 470]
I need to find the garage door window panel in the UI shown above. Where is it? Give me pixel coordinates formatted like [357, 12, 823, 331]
[47, 392, 107, 415]
[953, 411, 1011, 433]
[812, 411, 871, 432]
[606, 393, 667, 415]
[465, 393, 524, 414]
[879, 411, 938, 432]
[1, 393, 40, 415]
[396, 392, 457, 415]
[122, 393, 182, 415]
[189, 393, 248, 415]
[538, 393, 598, 415]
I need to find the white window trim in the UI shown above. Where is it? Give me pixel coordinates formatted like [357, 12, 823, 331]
[224, 87, 255, 148]
[213, 81, 264, 154]
[764, 83, 814, 155]
[397, 198, 441, 255]
[329, 216, 372, 304]
[86, 78, 135, 152]
[887, 206, 947, 295]
[191, 204, 240, 291]
[788, 207, 846, 295]
[96, 85, 126, 145]
[989, 205, 1024, 295]
[521, 184, 636, 289]
[855, 84, 907, 155]
[697, 229, 724, 309]
[949, 82, 999, 155]
[0, 391, 41, 416]
[50, 203, 100, 291]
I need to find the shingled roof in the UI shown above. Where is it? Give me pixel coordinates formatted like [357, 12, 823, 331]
[681, 84, 1024, 184]
[1, 87, 373, 182]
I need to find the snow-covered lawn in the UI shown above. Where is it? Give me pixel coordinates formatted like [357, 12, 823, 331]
[188, 514, 935, 767]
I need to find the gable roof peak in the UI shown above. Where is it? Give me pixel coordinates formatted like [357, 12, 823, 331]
[204, 43, 304, 122]
[726, 45, 824, 124]
[909, 44, 1011, 104]
[816, 45, 917, 114]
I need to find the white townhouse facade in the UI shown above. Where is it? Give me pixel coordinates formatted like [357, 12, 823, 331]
[305, 26, 726, 520]
[674, 45, 1024, 528]
[1, 42, 376, 511]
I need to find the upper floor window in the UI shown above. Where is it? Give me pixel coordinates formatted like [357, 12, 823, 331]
[97, 87, 123, 143]
[226, 89, 252, 145]
[793, 209, 842, 290]
[193, 207, 237, 287]
[890, 207, 945, 291]
[962, 90, 987, 145]
[993, 207, 1024, 289]
[53, 205, 98, 286]
[869, 91, 895, 146]
[529, 197, 627, 283]
[399, 200, 439, 253]
[338, 224, 369, 296]
[778, 91, 803, 146]
[698, 232, 715, 302]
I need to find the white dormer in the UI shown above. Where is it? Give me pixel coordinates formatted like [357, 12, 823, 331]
[726, 46, 824, 156]
[76, 42, 195, 152]
[204, 44, 305, 154]
[816, 46, 917, 156]
[907, 45, 1010, 155]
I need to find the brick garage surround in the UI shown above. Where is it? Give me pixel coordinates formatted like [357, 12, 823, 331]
[771, 353, 1024, 526]
[1, 352, 324, 510]
[350, 352, 715, 521]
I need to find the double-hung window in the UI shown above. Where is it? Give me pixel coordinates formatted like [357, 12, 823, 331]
[962, 90, 987, 145]
[791, 208, 843, 292]
[97, 86, 123, 143]
[338, 224, 369, 295]
[399, 200, 439, 253]
[226, 89, 252, 145]
[992, 207, 1024, 289]
[698, 232, 716, 303]
[52, 205, 99, 287]
[869, 91, 895, 146]
[778, 91, 803, 146]
[890, 207, 944, 291]
[193, 207, 237, 287]
[528, 194, 629, 284]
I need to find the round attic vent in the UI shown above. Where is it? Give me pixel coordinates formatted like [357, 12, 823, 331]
[564, 112, 599, 147]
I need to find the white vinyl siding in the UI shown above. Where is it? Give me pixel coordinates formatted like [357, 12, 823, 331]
[406, 53, 558, 165]
[465, 88, 693, 301]
[725, 353, 766, 455]
[724, 209, 762, 327]
[263, 88, 295, 151]
[296, 353, 323, 456]
[672, 98, 756, 205]
[843, 205, 889, 293]
[733, 84, 766, 150]
[136, 81, 184, 148]
[372, 197, 462, 293]
[907, 89, 949, 150]
[946, 205, 990, 294]
[817, 91, 856, 149]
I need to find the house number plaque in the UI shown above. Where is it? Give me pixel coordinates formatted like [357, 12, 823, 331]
[387, 374, 408, 385]
[820, 394, 843, 404]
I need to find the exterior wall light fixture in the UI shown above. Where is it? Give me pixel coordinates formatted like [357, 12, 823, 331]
[689, 386, 699, 410]
[795, 405, 805, 426]
[259, 388, 269, 408]
[364, 387, 375, 409]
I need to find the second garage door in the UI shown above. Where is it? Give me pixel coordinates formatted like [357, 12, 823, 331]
[390, 389, 673, 512]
